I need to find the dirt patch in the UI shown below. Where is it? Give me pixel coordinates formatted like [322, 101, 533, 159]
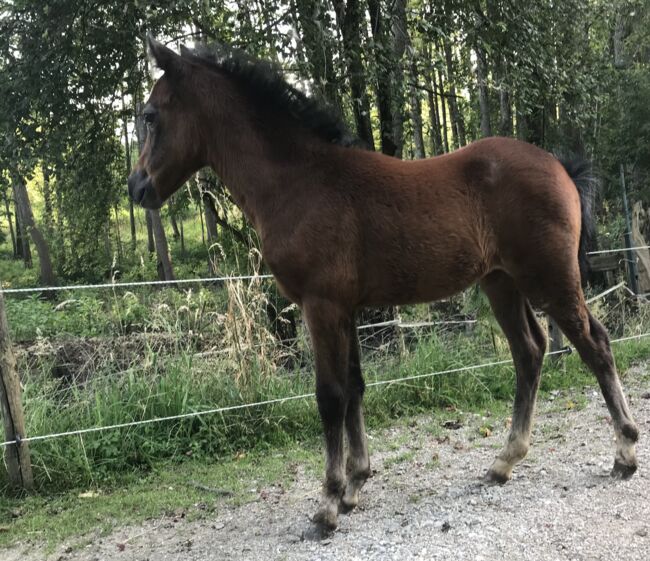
[15, 333, 217, 385]
[6, 367, 650, 561]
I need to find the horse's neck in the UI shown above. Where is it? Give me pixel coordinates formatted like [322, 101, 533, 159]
[205, 117, 329, 231]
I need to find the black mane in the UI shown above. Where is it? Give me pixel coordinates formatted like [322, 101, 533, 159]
[183, 45, 358, 148]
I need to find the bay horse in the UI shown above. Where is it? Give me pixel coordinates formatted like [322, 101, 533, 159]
[128, 37, 639, 538]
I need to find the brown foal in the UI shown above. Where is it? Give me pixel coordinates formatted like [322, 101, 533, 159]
[128, 38, 639, 537]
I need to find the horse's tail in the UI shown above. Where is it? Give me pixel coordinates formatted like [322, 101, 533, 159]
[560, 158, 599, 285]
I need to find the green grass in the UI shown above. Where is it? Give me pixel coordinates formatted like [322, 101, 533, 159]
[0, 443, 322, 553]
[5, 325, 650, 494]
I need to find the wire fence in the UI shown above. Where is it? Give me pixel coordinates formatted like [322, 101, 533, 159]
[0, 273, 274, 295]
[0, 243, 648, 296]
[4, 262, 641, 406]
[3, 330, 649, 449]
[2, 244, 649, 454]
[587, 245, 650, 256]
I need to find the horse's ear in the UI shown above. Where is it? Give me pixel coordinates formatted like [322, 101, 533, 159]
[147, 35, 182, 75]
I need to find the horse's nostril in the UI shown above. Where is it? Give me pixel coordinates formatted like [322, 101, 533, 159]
[127, 170, 149, 203]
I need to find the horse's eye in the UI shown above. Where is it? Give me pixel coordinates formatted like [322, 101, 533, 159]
[143, 110, 157, 125]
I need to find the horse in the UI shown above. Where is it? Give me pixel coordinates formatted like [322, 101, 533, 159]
[128, 37, 639, 538]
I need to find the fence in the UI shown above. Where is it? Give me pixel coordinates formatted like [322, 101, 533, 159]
[1, 245, 649, 491]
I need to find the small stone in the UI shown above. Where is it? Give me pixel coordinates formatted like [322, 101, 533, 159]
[635, 528, 648, 537]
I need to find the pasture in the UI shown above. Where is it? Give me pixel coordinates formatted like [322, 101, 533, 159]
[1, 0, 650, 557]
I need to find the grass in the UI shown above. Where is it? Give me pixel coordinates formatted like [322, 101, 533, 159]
[0, 442, 323, 553]
[4, 298, 650, 495]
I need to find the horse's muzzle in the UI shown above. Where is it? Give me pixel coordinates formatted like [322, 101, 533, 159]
[127, 169, 163, 210]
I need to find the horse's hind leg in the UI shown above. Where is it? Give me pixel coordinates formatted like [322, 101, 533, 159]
[481, 271, 547, 483]
[548, 298, 639, 478]
[341, 322, 370, 512]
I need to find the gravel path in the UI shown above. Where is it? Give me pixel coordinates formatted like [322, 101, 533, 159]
[8, 368, 650, 561]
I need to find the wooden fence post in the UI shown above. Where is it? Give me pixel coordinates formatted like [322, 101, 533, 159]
[0, 291, 33, 491]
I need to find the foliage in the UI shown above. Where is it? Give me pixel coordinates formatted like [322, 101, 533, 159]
[0, 0, 647, 285]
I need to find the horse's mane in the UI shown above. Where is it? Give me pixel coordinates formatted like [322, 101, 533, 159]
[183, 44, 358, 148]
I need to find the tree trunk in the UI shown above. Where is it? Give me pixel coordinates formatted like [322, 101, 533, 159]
[332, 0, 375, 149]
[522, 102, 546, 147]
[179, 218, 186, 259]
[425, 44, 443, 155]
[438, 67, 450, 152]
[389, 0, 408, 159]
[150, 210, 175, 281]
[3, 191, 17, 258]
[55, 184, 65, 270]
[613, 8, 630, 69]
[293, 0, 341, 109]
[408, 59, 426, 158]
[113, 205, 123, 263]
[367, 0, 397, 156]
[12, 173, 55, 285]
[442, 38, 466, 148]
[122, 95, 137, 249]
[13, 189, 29, 265]
[197, 170, 219, 274]
[170, 214, 180, 240]
[103, 223, 112, 263]
[145, 210, 155, 254]
[498, 82, 512, 136]
[203, 195, 218, 275]
[475, 44, 492, 137]
[42, 166, 53, 237]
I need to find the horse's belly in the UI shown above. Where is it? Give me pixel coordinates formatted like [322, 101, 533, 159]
[359, 251, 488, 307]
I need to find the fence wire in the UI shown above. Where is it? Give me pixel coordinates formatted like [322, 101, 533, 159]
[0, 274, 274, 294]
[1, 242, 649, 295]
[3, 331, 649, 449]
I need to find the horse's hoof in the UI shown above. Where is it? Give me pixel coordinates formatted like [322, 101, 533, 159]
[339, 488, 360, 514]
[301, 521, 336, 541]
[339, 497, 357, 515]
[484, 469, 510, 485]
[611, 460, 637, 480]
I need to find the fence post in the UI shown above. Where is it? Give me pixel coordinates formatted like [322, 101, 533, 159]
[547, 315, 564, 363]
[620, 165, 640, 297]
[0, 291, 33, 491]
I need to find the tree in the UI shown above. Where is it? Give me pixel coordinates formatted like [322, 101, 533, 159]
[10, 171, 55, 285]
[332, 0, 375, 149]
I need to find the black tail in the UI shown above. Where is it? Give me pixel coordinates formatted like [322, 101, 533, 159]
[559, 158, 599, 285]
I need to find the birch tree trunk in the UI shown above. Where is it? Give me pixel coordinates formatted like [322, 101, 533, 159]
[475, 44, 492, 137]
[11, 172, 55, 285]
[442, 37, 466, 148]
[2, 191, 17, 258]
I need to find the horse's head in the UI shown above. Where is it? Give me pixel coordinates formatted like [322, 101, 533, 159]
[128, 36, 206, 209]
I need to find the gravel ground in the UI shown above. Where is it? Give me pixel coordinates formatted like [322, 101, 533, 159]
[7, 367, 650, 561]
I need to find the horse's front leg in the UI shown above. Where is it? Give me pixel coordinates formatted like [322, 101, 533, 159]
[302, 300, 352, 538]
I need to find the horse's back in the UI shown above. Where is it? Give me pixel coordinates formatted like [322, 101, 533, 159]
[346, 137, 582, 306]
